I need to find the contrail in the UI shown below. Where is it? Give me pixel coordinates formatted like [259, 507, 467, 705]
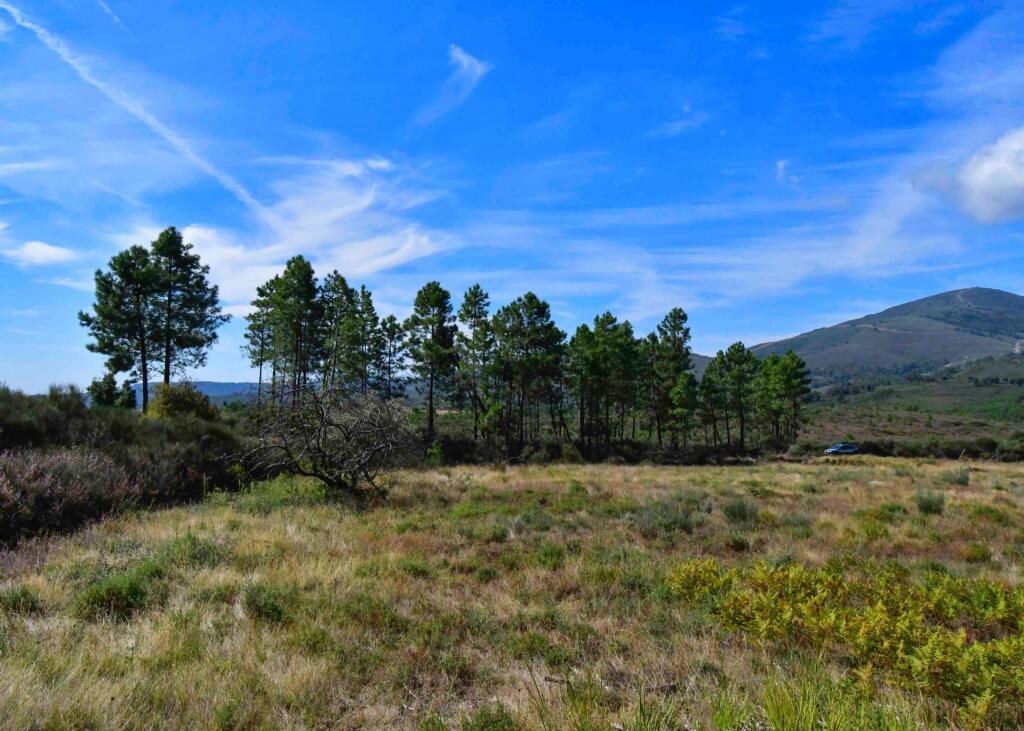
[0, 1, 270, 223]
[95, 1, 125, 28]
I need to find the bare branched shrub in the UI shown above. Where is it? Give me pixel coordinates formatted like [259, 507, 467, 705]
[241, 385, 415, 502]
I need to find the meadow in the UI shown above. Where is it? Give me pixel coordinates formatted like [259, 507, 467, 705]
[1, 458, 1023, 730]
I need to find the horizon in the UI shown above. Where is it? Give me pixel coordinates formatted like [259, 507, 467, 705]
[2, 2, 1024, 391]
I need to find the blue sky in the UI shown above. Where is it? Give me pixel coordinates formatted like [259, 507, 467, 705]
[1, 0, 1024, 391]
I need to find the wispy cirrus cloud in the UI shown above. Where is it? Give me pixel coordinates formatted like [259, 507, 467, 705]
[0, 1, 266, 221]
[412, 44, 492, 126]
[811, 0, 916, 48]
[653, 105, 709, 137]
[1, 240, 78, 267]
[95, 1, 125, 28]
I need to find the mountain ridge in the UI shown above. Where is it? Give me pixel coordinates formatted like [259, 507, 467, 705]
[749, 287, 1024, 379]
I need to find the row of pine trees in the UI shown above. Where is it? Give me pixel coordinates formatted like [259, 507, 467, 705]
[244, 255, 811, 457]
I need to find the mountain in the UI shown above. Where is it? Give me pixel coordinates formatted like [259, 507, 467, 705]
[751, 288, 1024, 380]
[134, 381, 259, 405]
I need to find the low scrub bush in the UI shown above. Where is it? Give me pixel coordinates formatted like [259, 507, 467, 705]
[0, 449, 137, 545]
[666, 557, 1024, 725]
[0, 383, 243, 545]
[148, 383, 219, 421]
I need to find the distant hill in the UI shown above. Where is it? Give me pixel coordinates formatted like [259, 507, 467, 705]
[134, 381, 259, 406]
[751, 287, 1024, 380]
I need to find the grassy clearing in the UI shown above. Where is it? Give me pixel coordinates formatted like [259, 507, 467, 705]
[1, 459, 1023, 729]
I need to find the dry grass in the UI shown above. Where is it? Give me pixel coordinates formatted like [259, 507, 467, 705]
[1, 458, 1022, 729]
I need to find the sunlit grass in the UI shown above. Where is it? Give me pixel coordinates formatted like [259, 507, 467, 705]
[0, 459, 1021, 729]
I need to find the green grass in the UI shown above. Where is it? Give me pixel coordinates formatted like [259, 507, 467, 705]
[0, 459, 1022, 729]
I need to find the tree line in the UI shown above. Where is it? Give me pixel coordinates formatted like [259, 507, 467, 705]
[80, 234, 811, 456]
[241, 255, 811, 458]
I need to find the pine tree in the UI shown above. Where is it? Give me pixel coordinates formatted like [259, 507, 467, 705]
[79, 245, 159, 412]
[150, 227, 229, 385]
[319, 271, 357, 391]
[244, 277, 277, 406]
[378, 314, 407, 399]
[87, 371, 119, 407]
[654, 308, 694, 448]
[404, 282, 457, 441]
[456, 284, 494, 441]
[722, 342, 760, 451]
[272, 256, 322, 403]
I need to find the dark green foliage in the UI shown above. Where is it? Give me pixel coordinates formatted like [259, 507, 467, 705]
[150, 227, 229, 386]
[79, 227, 227, 412]
[405, 281, 458, 441]
[86, 371, 119, 408]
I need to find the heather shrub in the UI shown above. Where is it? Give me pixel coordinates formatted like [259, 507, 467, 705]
[0, 449, 137, 545]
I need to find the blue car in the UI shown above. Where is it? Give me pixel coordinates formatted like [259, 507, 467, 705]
[824, 442, 859, 455]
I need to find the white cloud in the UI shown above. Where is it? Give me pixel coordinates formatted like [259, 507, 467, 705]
[654, 106, 709, 137]
[95, 1, 125, 28]
[811, 0, 912, 48]
[715, 7, 749, 40]
[956, 127, 1024, 222]
[412, 44, 492, 126]
[0, 159, 66, 176]
[42, 276, 93, 292]
[775, 159, 789, 183]
[0, 1, 267, 221]
[1, 240, 78, 266]
[94, 155, 457, 311]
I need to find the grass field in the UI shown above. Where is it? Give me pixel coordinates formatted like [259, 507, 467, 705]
[2, 460, 1023, 729]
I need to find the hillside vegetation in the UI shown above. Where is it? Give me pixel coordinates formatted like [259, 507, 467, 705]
[1, 460, 1023, 729]
[802, 352, 1024, 454]
[753, 288, 1024, 380]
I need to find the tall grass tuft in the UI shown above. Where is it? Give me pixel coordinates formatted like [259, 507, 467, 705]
[915, 489, 945, 516]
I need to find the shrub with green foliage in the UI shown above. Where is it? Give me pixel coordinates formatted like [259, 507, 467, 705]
[148, 383, 219, 421]
[0, 384, 243, 545]
[666, 557, 1024, 726]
